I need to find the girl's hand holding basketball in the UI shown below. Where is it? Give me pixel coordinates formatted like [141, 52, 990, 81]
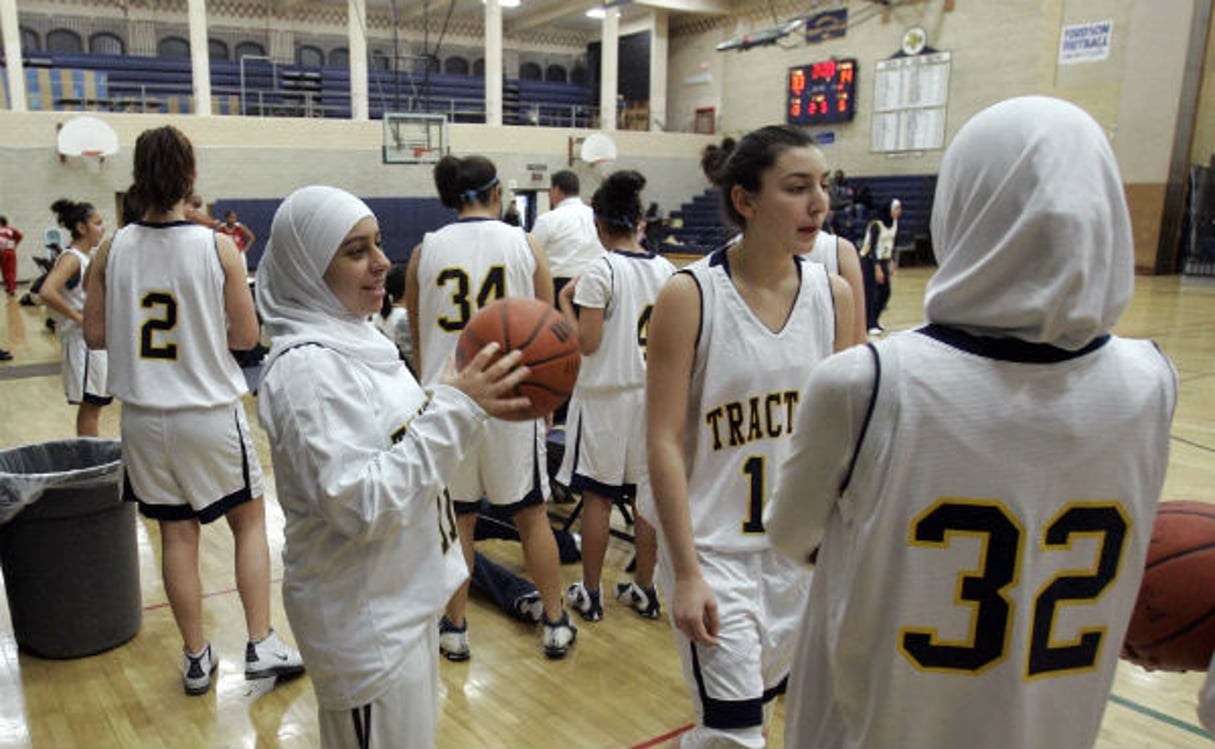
[443, 343, 534, 420]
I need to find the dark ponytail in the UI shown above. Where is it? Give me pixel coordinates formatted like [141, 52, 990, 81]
[591, 170, 647, 238]
[50, 198, 97, 240]
[433, 154, 499, 210]
[705, 127, 815, 228]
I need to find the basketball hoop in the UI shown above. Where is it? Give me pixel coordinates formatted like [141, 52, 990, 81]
[57, 116, 119, 174]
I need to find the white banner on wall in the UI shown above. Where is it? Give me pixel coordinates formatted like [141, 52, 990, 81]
[871, 52, 950, 152]
[1058, 20, 1113, 65]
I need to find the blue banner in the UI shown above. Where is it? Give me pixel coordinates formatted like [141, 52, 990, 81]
[806, 8, 848, 44]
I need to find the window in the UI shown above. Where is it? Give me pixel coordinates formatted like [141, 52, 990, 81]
[235, 41, 266, 60]
[545, 64, 567, 83]
[444, 56, 469, 76]
[329, 47, 349, 68]
[519, 61, 542, 80]
[297, 45, 324, 67]
[473, 58, 484, 76]
[570, 64, 588, 85]
[208, 39, 229, 60]
[370, 50, 391, 71]
[46, 29, 83, 54]
[89, 32, 125, 56]
[158, 36, 190, 58]
[21, 27, 41, 52]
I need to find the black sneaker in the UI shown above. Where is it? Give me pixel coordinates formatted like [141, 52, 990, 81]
[616, 581, 661, 619]
[542, 610, 577, 659]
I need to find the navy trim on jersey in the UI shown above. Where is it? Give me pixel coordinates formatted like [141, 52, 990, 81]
[675, 268, 705, 354]
[350, 704, 372, 749]
[565, 411, 634, 500]
[456, 420, 548, 515]
[81, 392, 113, 406]
[456, 216, 497, 224]
[690, 643, 764, 729]
[841, 343, 881, 495]
[919, 324, 1110, 362]
[134, 220, 195, 228]
[762, 676, 788, 703]
[609, 248, 658, 260]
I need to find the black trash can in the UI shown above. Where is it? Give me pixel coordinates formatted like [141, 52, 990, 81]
[0, 439, 140, 659]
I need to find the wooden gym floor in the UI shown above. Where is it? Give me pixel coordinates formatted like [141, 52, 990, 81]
[0, 265, 1212, 748]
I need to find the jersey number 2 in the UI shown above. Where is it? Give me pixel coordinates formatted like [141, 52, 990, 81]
[898, 499, 1128, 679]
[140, 292, 178, 360]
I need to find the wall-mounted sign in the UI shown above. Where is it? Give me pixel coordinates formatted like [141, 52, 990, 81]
[805, 8, 847, 44]
[787, 58, 857, 126]
[1058, 20, 1113, 65]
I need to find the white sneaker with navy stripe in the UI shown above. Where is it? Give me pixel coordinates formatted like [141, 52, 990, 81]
[183, 642, 218, 696]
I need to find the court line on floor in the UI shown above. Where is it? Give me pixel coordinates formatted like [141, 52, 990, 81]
[1108, 693, 1209, 739]
[632, 723, 693, 749]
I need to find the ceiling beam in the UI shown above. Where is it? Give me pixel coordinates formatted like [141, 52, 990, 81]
[631, 0, 730, 14]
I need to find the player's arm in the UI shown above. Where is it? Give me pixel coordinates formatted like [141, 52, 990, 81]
[527, 233, 554, 305]
[766, 345, 875, 566]
[836, 237, 867, 346]
[240, 224, 257, 249]
[828, 273, 855, 353]
[83, 239, 111, 349]
[647, 273, 719, 645]
[39, 251, 84, 325]
[404, 244, 423, 375]
[557, 277, 604, 355]
[216, 232, 259, 349]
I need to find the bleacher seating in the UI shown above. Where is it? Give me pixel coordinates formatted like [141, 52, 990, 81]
[4, 52, 594, 124]
[662, 189, 730, 255]
[849, 174, 937, 265]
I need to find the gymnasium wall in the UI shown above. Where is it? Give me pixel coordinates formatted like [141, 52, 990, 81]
[0, 111, 714, 282]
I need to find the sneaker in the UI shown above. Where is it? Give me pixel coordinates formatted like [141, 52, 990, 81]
[183, 642, 218, 696]
[542, 611, 577, 659]
[868, 326, 885, 337]
[245, 629, 306, 680]
[0, 350, 11, 362]
[439, 616, 471, 662]
[616, 581, 661, 620]
[512, 591, 544, 624]
[566, 582, 603, 622]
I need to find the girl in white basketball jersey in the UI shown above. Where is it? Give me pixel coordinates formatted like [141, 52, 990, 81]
[700, 139, 867, 347]
[405, 154, 576, 660]
[646, 125, 853, 748]
[767, 97, 1177, 749]
[83, 125, 303, 696]
[40, 198, 111, 435]
[557, 170, 675, 623]
[256, 186, 531, 749]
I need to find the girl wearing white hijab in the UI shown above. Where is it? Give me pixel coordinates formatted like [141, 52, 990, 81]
[766, 97, 1176, 749]
[256, 185, 530, 749]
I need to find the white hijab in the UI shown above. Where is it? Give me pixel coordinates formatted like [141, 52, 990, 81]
[256, 185, 400, 374]
[924, 96, 1133, 350]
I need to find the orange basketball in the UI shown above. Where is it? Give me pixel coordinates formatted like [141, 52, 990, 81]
[1122, 501, 1215, 672]
[455, 297, 581, 420]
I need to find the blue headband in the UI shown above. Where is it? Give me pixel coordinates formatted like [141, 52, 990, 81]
[460, 176, 499, 203]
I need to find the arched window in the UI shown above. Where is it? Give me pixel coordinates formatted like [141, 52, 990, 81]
[46, 29, 83, 54]
[89, 32, 125, 56]
[370, 50, 391, 71]
[444, 56, 469, 76]
[519, 61, 542, 81]
[208, 38, 229, 60]
[297, 45, 324, 67]
[158, 36, 190, 58]
[20, 27, 40, 52]
[473, 58, 484, 77]
[235, 41, 266, 60]
[570, 64, 588, 85]
[545, 64, 567, 83]
[328, 47, 349, 68]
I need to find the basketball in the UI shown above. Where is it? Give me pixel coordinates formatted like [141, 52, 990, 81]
[455, 297, 581, 419]
[1122, 501, 1215, 672]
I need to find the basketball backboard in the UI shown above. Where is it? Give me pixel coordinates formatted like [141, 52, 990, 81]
[382, 113, 449, 165]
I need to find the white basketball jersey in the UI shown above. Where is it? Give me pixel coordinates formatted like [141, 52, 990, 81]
[674, 249, 836, 553]
[104, 221, 247, 408]
[800, 230, 840, 275]
[572, 249, 676, 391]
[52, 246, 90, 335]
[414, 218, 537, 386]
[785, 328, 1176, 749]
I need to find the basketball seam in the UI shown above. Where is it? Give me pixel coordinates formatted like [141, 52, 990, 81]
[1146, 541, 1215, 570]
[1132, 604, 1215, 650]
[513, 306, 552, 351]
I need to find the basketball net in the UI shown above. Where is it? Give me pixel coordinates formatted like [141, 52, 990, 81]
[81, 150, 104, 175]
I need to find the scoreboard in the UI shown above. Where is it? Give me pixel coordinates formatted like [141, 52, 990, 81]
[787, 58, 857, 126]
